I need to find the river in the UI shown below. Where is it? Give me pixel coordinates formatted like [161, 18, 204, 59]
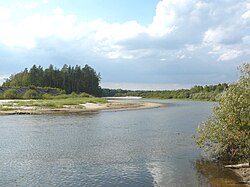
[0, 100, 244, 186]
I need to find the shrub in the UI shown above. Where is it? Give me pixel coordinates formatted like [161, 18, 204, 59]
[79, 92, 91, 98]
[3, 89, 18, 99]
[23, 90, 39, 99]
[70, 92, 78, 98]
[29, 85, 36, 89]
[41, 93, 53, 99]
[60, 90, 66, 94]
[196, 63, 250, 163]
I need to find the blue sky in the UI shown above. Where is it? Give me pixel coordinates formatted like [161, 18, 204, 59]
[0, 0, 249, 90]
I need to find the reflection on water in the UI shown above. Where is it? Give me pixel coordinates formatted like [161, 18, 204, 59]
[0, 100, 245, 186]
[195, 160, 244, 187]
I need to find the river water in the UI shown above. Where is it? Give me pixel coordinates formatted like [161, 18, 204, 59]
[0, 100, 244, 186]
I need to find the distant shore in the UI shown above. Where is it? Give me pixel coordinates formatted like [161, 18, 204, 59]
[0, 99, 165, 115]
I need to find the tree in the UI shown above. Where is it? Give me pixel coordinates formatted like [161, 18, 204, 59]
[196, 63, 250, 163]
[2, 64, 102, 96]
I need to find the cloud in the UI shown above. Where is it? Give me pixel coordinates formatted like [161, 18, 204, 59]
[102, 0, 250, 61]
[0, 0, 249, 60]
[0, 7, 79, 48]
[203, 27, 243, 45]
[0, 6, 11, 20]
[17, 0, 49, 10]
[0, 0, 249, 88]
[218, 50, 243, 61]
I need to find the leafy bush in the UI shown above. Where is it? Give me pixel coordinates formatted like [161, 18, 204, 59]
[3, 89, 18, 99]
[41, 93, 53, 99]
[23, 90, 39, 99]
[69, 92, 78, 98]
[29, 85, 36, 89]
[79, 92, 91, 98]
[60, 90, 66, 94]
[196, 63, 250, 163]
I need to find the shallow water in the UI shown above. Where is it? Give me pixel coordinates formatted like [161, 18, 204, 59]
[0, 100, 244, 186]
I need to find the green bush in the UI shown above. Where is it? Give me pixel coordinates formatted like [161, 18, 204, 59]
[60, 90, 66, 94]
[196, 63, 250, 163]
[3, 89, 18, 99]
[70, 92, 78, 98]
[41, 93, 53, 99]
[79, 92, 91, 98]
[29, 85, 36, 89]
[23, 90, 39, 99]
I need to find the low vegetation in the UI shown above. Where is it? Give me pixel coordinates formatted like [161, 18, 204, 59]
[0, 93, 107, 110]
[0, 86, 63, 99]
[102, 83, 228, 101]
[3, 89, 18, 99]
[196, 63, 250, 163]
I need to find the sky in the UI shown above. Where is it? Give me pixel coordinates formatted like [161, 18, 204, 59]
[0, 0, 249, 90]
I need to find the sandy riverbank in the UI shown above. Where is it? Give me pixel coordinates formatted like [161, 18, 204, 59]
[226, 164, 250, 186]
[0, 100, 165, 115]
[236, 168, 250, 186]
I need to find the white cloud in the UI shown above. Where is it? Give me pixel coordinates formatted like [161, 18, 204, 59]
[218, 50, 243, 61]
[0, 7, 78, 48]
[0, 6, 11, 20]
[203, 27, 243, 45]
[242, 10, 250, 19]
[0, 0, 249, 63]
[147, 0, 203, 37]
[18, 0, 49, 10]
[52, 7, 64, 15]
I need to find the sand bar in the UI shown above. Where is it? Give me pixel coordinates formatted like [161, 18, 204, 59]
[0, 99, 166, 115]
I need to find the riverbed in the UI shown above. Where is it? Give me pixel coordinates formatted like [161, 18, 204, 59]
[0, 100, 245, 186]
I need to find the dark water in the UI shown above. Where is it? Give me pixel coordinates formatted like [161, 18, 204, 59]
[0, 100, 244, 186]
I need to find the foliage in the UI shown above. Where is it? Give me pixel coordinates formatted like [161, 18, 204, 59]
[3, 89, 18, 99]
[3, 64, 102, 96]
[23, 90, 39, 99]
[79, 92, 91, 98]
[196, 63, 250, 163]
[102, 83, 228, 101]
[102, 88, 129, 97]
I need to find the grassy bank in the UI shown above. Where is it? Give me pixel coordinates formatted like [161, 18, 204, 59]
[0, 94, 108, 111]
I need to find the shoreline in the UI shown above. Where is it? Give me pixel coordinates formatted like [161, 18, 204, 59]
[235, 168, 250, 186]
[225, 164, 250, 186]
[0, 100, 166, 115]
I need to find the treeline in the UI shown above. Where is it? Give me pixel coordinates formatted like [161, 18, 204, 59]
[3, 64, 102, 96]
[102, 84, 229, 101]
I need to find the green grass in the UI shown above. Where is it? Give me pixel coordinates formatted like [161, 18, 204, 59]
[0, 107, 19, 111]
[3, 97, 108, 109]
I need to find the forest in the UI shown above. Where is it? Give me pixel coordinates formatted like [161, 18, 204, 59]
[102, 83, 229, 101]
[2, 64, 229, 101]
[3, 64, 102, 96]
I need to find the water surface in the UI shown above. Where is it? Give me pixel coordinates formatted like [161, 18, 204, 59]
[0, 100, 244, 186]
